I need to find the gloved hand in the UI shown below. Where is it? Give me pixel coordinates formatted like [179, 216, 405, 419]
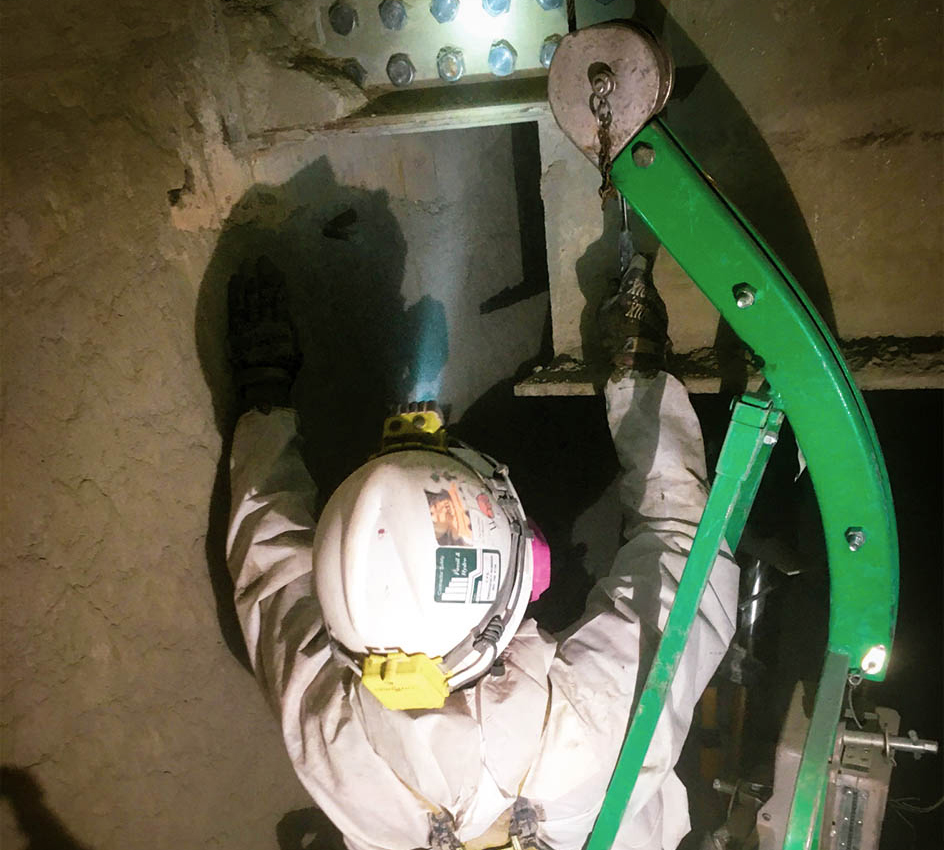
[597, 253, 671, 377]
[227, 256, 302, 413]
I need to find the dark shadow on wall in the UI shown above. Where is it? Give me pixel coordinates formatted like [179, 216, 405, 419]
[578, 1, 838, 396]
[276, 807, 346, 850]
[0, 766, 93, 849]
[194, 158, 418, 669]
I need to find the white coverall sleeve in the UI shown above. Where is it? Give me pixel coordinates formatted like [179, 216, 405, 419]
[226, 408, 327, 714]
[528, 372, 739, 850]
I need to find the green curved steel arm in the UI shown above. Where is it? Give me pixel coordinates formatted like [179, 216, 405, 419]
[587, 118, 898, 848]
[612, 119, 898, 673]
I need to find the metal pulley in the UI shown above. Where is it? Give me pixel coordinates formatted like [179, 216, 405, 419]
[547, 23, 674, 168]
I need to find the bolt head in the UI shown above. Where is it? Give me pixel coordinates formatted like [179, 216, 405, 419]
[436, 47, 465, 83]
[379, 0, 407, 29]
[328, 1, 358, 35]
[482, 0, 510, 16]
[763, 432, 778, 446]
[539, 35, 562, 69]
[386, 53, 416, 87]
[488, 40, 517, 76]
[845, 527, 866, 551]
[860, 644, 886, 675]
[536, 0, 563, 8]
[430, 0, 459, 22]
[734, 283, 757, 308]
[631, 142, 656, 168]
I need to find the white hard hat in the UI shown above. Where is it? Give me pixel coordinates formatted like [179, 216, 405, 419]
[312, 406, 533, 710]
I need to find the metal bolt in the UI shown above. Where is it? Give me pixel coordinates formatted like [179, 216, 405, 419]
[436, 47, 465, 83]
[386, 53, 416, 87]
[845, 527, 866, 551]
[631, 142, 655, 168]
[762, 812, 772, 822]
[734, 283, 757, 308]
[539, 35, 562, 69]
[536, 0, 563, 8]
[430, 0, 459, 22]
[590, 69, 615, 98]
[340, 59, 367, 87]
[482, 0, 510, 16]
[488, 40, 517, 76]
[763, 432, 778, 446]
[328, 1, 358, 35]
[379, 0, 407, 30]
[860, 644, 886, 675]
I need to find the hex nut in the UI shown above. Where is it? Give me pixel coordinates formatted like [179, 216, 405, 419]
[379, 0, 407, 30]
[437, 47, 465, 83]
[488, 40, 517, 76]
[631, 142, 656, 169]
[328, 1, 358, 35]
[733, 283, 757, 308]
[539, 34, 562, 69]
[430, 0, 459, 22]
[482, 0, 510, 16]
[386, 53, 416, 87]
[845, 527, 866, 551]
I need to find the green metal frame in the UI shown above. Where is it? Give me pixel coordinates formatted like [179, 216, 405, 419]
[587, 119, 899, 849]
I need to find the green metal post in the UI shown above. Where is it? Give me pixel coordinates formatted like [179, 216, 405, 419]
[588, 391, 782, 849]
[783, 651, 850, 850]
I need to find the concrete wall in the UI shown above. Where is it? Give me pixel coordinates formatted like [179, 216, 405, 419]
[1, 1, 546, 845]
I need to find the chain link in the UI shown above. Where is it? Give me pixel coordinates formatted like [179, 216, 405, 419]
[589, 72, 617, 208]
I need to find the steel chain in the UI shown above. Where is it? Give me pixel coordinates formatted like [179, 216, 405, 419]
[589, 73, 617, 208]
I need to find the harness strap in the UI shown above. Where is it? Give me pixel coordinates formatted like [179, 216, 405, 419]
[427, 798, 545, 850]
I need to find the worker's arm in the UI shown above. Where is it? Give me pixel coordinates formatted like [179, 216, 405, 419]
[226, 407, 330, 714]
[527, 371, 738, 848]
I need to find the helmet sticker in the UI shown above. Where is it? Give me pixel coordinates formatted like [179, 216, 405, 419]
[435, 547, 502, 604]
[425, 483, 474, 546]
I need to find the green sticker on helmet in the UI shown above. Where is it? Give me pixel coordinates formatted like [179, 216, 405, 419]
[434, 547, 501, 604]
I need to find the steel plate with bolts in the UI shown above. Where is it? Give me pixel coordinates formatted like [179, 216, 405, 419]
[314, 0, 567, 90]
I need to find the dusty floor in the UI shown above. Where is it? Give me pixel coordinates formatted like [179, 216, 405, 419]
[2, 0, 941, 847]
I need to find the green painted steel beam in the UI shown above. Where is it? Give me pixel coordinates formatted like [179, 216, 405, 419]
[588, 391, 782, 849]
[609, 120, 898, 676]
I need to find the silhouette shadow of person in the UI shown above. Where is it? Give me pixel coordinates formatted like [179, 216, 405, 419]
[195, 157, 427, 670]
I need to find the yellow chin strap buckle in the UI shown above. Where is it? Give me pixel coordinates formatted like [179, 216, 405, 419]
[361, 652, 450, 710]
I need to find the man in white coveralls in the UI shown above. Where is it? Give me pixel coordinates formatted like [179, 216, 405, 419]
[224, 254, 738, 850]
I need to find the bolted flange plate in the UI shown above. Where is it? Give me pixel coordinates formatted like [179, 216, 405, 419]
[548, 22, 674, 165]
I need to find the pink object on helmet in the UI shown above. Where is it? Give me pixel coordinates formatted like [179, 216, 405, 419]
[527, 518, 551, 602]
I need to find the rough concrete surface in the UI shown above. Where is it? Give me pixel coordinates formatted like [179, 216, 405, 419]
[1, 1, 545, 846]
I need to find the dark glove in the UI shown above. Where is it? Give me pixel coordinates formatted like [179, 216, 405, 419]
[227, 256, 302, 413]
[597, 253, 671, 378]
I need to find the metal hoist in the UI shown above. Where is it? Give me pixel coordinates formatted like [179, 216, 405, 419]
[546, 22, 901, 850]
